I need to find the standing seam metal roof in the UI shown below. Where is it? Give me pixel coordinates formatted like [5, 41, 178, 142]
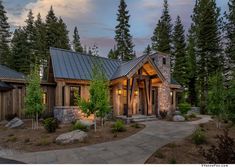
[50, 48, 181, 86]
[0, 65, 26, 80]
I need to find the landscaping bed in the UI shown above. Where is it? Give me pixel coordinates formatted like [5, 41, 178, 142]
[0, 120, 144, 152]
[146, 120, 235, 164]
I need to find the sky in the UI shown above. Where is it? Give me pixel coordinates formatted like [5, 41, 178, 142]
[2, 0, 229, 57]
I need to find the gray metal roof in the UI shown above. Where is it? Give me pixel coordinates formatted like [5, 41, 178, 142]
[111, 54, 147, 79]
[0, 65, 26, 80]
[50, 48, 122, 80]
[50, 48, 181, 86]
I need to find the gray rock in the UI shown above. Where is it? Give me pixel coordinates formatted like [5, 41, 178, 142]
[174, 111, 181, 115]
[173, 115, 185, 122]
[56, 130, 88, 144]
[5, 117, 24, 128]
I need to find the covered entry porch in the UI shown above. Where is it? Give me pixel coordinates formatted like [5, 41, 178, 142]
[110, 55, 167, 118]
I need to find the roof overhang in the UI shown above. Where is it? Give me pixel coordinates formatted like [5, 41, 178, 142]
[126, 55, 166, 82]
[0, 81, 14, 91]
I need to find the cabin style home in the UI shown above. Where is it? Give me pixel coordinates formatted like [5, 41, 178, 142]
[49, 48, 181, 123]
[0, 48, 181, 122]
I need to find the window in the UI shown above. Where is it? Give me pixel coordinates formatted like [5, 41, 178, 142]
[163, 57, 166, 65]
[70, 86, 81, 106]
[42, 92, 47, 105]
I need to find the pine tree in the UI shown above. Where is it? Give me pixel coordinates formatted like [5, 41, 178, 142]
[192, 0, 222, 114]
[73, 26, 83, 53]
[57, 17, 70, 49]
[91, 44, 99, 56]
[115, 0, 134, 61]
[24, 9, 37, 67]
[143, 44, 151, 55]
[10, 28, 31, 74]
[34, 13, 47, 68]
[0, 0, 11, 66]
[172, 16, 188, 87]
[186, 26, 198, 106]
[224, 0, 235, 83]
[151, 0, 172, 55]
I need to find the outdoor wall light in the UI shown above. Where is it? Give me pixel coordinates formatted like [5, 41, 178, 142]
[134, 90, 138, 96]
[117, 89, 122, 95]
[170, 91, 173, 96]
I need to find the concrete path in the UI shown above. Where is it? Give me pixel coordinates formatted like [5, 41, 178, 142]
[2, 115, 211, 164]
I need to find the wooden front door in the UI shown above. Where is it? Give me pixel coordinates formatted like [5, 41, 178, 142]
[139, 88, 145, 115]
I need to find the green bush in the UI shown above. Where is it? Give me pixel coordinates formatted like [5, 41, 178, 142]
[72, 121, 89, 132]
[43, 117, 58, 133]
[192, 128, 206, 145]
[131, 123, 141, 129]
[178, 103, 191, 115]
[112, 120, 126, 133]
[188, 113, 197, 119]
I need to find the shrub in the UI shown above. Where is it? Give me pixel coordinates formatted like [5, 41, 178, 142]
[159, 110, 167, 119]
[112, 120, 126, 133]
[155, 151, 165, 159]
[188, 113, 197, 119]
[200, 129, 235, 164]
[131, 123, 141, 129]
[5, 113, 18, 121]
[43, 117, 58, 133]
[169, 158, 177, 164]
[6, 136, 17, 142]
[192, 128, 206, 145]
[178, 103, 191, 115]
[36, 139, 50, 146]
[41, 112, 54, 120]
[72, 121, 89, 132]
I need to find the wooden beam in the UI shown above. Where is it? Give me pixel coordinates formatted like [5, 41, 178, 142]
[130, 77, 137, 105]
[126, 79, 132, 117]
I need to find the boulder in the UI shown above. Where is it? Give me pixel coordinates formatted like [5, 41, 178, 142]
[173, 115, 185, 122]
[56, 130, 88, 144]
[174, 110, 181, 115]
[77, 120, 94, 128]
[5, 117, 24, 128]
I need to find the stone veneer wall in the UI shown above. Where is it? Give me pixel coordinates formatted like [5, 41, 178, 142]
[54, 106, 81, 124]
[152, 53, 172, 112]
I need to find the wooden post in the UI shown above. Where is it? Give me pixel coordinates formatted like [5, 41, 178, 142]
[127, 79, 132, 117]
[149, 79, 153, 115]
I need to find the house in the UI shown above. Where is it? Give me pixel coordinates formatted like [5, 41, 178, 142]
[0, 47, 181, 122]
[0, 65, 55, 120]
[49, 48, 181, 123]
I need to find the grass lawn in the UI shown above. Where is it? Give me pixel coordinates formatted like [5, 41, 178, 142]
[146, 119, 235, 164]
[0, 120, 144, 152]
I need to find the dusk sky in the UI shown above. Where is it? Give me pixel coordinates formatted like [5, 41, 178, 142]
[2, 0, 229, 57]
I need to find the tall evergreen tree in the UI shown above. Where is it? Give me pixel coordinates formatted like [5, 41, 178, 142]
[115, 0, 134, 61]
[225, 0, 235, 83]
[143, 44, 152, 55]
[192, 0, 222, 114]
[172, 16, 188, 87]
[186, 26, 198, 106]
[10, 28, 31, 74]
[34, 13, 47, 68]
[24, 9, 37, 67]
[57, 17, 70, 49]
[151, 0, 172, 56]
[73, 26, 83, 53]
[0, 0, 11, 66]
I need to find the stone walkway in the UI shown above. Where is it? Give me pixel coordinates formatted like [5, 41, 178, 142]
[2, 115, 211, 164]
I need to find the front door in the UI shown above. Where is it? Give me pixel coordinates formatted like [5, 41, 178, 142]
[139, 88, 145, 115]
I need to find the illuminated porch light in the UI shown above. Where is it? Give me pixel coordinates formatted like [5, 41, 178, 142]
[134, 90, 138, 96]
[170, 91, 173, 96]
[117, 89, 122, 95]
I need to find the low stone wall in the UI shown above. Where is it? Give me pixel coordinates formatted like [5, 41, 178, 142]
[53, 106, 81, 124]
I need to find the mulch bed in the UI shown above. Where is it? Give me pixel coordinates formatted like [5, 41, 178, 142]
[0, 120, 144, 152]
[146, 120, 235, 164]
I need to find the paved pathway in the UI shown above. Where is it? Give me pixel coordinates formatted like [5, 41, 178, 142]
[2, 121, 195, 164]
[2, 115, 211, 164]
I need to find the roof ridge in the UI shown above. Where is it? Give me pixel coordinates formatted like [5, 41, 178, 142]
[50, 47, 123, 63]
